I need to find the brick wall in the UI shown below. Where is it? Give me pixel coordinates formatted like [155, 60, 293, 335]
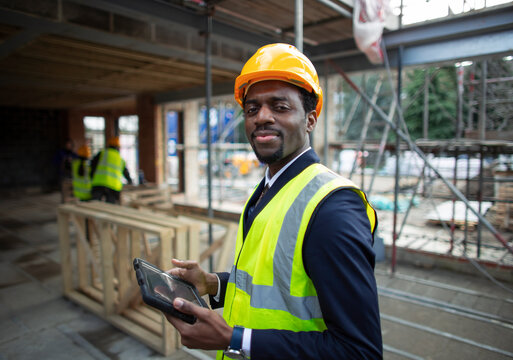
[0, 107, 66, 192]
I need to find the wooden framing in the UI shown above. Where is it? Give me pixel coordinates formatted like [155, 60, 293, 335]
[57, 201, 201, 356]
[123, 184, 240, 272]
[122, 184, 174, 213]
[175, 214, 239, 273]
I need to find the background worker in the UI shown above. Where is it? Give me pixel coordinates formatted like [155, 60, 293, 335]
[90, 136, 132, 204]
[166, 43, 382, 359]
[54, 138, 78, 202]
[71, 145, 92, 201]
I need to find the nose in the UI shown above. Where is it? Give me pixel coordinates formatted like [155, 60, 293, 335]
[253, 105, 274, 126]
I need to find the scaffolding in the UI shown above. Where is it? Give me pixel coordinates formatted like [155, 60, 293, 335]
[327, 54, 513, 277]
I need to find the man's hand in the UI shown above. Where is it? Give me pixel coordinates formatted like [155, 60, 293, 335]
[165, 298, 232, 350]
[168, 259, 218, 296]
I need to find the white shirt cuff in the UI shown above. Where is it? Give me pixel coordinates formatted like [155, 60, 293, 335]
[242, 328, 252, 358]
[213, 273, 221, 302]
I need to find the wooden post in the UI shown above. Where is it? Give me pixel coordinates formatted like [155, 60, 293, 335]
[159, 228, 176, 353]
[99, 220, 115, 316]
[76, 215, 89, 290]
[58, 211, 73, 295]
[117, 226, 130, 313]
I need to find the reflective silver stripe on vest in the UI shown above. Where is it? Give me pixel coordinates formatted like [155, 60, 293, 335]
[94, 168, 121, 178]
[229, 170, 338, 320]
[98, 151, 123, 173]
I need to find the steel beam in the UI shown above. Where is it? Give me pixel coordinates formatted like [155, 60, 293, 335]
[309, 5, 513, 70]
[0, 8, 244, 72]
[68, 0, 276, 49]
[0, 29, 41, 60]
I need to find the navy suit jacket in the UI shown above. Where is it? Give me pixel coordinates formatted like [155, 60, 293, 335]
[212, 149, 382, 359]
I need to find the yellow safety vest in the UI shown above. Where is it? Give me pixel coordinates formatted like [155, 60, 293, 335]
[71, 159, 92, 200]
[218, 163, 376, 359]
[91, 148, 125, 191]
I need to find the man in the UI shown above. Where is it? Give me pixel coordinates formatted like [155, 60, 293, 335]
[54, 138, 78, 202]
[71, 145, 92, 201]
[167, 43, 382, 359]
[55, 138, 77, 180]
[90, 136, 132, 204]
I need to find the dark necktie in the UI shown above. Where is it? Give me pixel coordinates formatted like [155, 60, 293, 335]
[247, 184, 269, 218]
[255, 184, 269, 207]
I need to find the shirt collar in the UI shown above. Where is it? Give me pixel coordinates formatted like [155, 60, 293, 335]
[264, 147, 311, 188]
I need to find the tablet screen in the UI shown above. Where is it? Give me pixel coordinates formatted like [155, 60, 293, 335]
[140, 261, 201, 306]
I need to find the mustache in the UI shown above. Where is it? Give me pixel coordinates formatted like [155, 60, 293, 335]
[251, 126, 283, 138]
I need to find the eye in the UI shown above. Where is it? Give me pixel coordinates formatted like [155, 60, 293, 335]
[245, 105, 259, 116]
[274, 103, 290, 112]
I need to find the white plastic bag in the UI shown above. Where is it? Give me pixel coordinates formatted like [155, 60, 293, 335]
[353, 0, 391, 64]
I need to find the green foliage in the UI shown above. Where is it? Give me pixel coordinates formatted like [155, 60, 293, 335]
[335, 58, 510, 144]
[403, 67, 458, 140]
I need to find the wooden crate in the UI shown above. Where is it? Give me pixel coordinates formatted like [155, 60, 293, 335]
[175, 213, 239, 273]
[122, 189, 240, 272]
[78, 201, 200, 263]
[122, 184, 174, 213]
[57, 202, 199, 356]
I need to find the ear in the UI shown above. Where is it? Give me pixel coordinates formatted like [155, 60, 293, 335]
[306, 110, 317, 134]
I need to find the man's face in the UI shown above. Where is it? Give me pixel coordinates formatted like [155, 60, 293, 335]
[243, 80, 316, 167]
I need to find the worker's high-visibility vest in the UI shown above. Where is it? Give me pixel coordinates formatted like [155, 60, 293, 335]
[91, 148, 125, 191]
[71, 159, 92, 200]
[218, 163, 376, 359]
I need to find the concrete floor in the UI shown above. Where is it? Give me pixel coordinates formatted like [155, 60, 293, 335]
[1, 191, 512, 359]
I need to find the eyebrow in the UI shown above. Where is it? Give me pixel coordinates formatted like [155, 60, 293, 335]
[244, 96, 289, 106]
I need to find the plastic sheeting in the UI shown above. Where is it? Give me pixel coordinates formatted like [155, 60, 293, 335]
[353, 0, 392, 64]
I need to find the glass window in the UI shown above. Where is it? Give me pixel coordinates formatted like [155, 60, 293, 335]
[83, 116, 105, 156]
[119, 115, 139, 184]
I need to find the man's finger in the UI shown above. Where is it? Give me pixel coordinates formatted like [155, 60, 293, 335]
[173, 298, 206, 318]
[172, 259, 197, 269]
[167, 267, 184, 277]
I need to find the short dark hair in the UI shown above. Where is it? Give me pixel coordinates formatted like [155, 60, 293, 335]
[298, 86, 317, 114]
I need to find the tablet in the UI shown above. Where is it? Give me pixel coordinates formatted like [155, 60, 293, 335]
[133, 258, 208, 324]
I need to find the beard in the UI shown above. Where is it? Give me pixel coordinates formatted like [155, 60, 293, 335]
[253, 142, 284, 165]
[249, 127, 285, 165]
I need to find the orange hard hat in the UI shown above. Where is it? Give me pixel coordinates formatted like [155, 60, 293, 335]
[108, 137, 120, 148]
[234, 43, 323, 116]
[77, 145, 91, 158]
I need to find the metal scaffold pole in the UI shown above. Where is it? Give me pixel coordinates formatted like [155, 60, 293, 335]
[392, 45, 403, 274]
[205, 9, 214, 272]
[327, 59, 513, 256]
[323, 60, 329, 165]
[295, 0, 303, 52]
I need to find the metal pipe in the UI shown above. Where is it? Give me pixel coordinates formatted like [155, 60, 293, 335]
[423, 69, 429, 139]
[327, 59, 513, 255]
[341, 93, 361, 136]
[464, 152, 471, 252]
[205, 10, 214, 272]
[479, 60, 487, 140]
[367, 98, 395, 196]
[323, 60, 329, 166]
[349, 78, 382, 178]
[467, 65, 475, 131]
[392, 1, 404, 271]
[392, 45, 403, 273]
[477, 146, 484, 258]
[456, 64, 464, 139]
[295, 0, 303, 52]
[450, 146, 458, 252]
[468, 75, 513, 84]
[398, 163, 426, 241]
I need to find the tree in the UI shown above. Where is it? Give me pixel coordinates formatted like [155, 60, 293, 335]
[403, 66, 458, 140]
